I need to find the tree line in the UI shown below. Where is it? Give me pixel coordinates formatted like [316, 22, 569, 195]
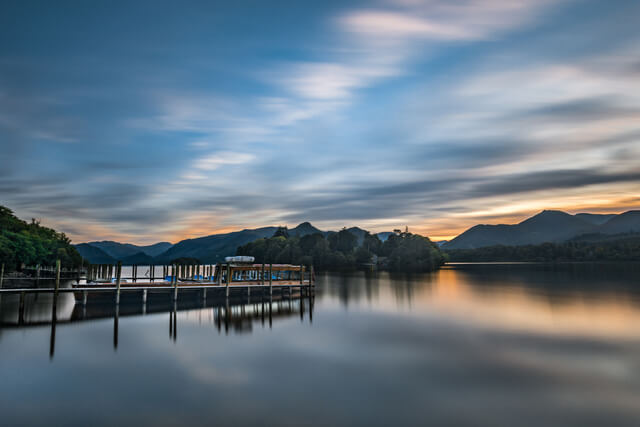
[445, 236, 640, 262]
[0, 205, 83, 271]
[236, 227, 445, 272]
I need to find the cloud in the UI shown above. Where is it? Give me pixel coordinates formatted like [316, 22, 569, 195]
[340, 10, 476, 40]
[2, 1, 640, 243]
[193, 152, 255, 171]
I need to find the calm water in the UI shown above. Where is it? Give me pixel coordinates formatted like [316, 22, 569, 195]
[1, 263, 640, 426]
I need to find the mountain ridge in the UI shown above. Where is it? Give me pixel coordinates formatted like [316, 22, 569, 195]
[443, 210, 640, 250]
[76, 223, 395, 264]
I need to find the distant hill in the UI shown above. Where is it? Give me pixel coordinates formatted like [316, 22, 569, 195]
[598, 210, 640, 234]
[443, 209, 640, 250]
[157, 223, 397, 264]
[120, 252, 155, 265]
[446, 233, 640, 262]
[155, 227, 279, 264]
[289, 222, 325, 237]
[77, 222, 396, 264]
[83, 241, 173, 259]
[75, 243, 115, 264]
[574, 213, 617, 225]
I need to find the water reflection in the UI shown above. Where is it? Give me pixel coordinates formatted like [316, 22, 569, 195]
[1, 263, 640, 426]
[316, 263, 640, 339]
[0, 287, 314, 358]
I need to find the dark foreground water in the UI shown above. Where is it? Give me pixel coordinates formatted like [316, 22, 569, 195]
[1, 263, 640, 427]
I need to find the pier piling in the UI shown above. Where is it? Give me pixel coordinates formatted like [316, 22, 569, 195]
[54, 259, 61, 298]
[115, 261, 122, 305]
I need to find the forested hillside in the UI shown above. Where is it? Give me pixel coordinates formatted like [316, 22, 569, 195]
[237, 227, 445, 272]
[0, 206, 83, 270]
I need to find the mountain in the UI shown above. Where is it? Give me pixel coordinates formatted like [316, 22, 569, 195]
[77, 222, 397, 264]
[83, 241, 173, 259]
[598, 210, 640, 234]
[443, 209, 640, 250]
[574, 213, 617, 225]
[289, 222, 325, 237]
[75, 243, 115, 264]
[155, 227, 278, 263]
[137, 242, 174, 256]
[120, 252, 155, 265]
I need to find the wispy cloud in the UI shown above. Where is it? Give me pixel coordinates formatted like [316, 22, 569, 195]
[193, 151, 255, 171]
[2, 0, 639, 243]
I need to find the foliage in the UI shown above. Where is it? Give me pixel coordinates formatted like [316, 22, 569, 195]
[0, 205, 83, 270]
[379, 232, 446, 272]
[237, 228, 445, 272]
[445, 236, 640, 262]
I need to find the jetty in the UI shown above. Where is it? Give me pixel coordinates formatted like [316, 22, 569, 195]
[0, 258, 315, 358]
[0, 259, 315, 306]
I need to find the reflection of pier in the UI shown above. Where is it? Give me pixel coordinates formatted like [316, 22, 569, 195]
[0, 287, 314, 359]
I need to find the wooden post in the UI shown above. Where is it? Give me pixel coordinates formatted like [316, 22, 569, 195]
[133, 264, 137, 283]
[114, 303, 119, 350]
[0, 263, 4, 290]
[269, 263, 273, 296]
[226, 264, 231, 297]
[217, 264, 222, 286]
[49, 295, 57, 359]
[150, 264, 154, 283]
[261, 263, 265, 286]
[115, 261, 122, 305]
[55, 259, 61, 297]
[173, 264, 178, 301]
[18, 291, 25, 324]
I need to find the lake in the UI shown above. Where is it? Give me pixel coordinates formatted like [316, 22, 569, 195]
[1, 263, 640, 426]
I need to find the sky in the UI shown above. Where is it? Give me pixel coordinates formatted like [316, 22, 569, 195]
[1, 0, 639, 244]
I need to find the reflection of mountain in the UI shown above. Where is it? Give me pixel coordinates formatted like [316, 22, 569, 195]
[316, 267, 640, 339]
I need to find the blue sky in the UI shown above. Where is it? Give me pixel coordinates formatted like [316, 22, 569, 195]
[1, 0, 639, 243]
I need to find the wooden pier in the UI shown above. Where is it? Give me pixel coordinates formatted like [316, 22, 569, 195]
[0, 260, 315, 305]
[0, 259, 316, 358]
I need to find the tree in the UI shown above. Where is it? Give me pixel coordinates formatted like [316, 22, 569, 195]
[0, 205, 83, 270]
[328, 229, 358, 253]
[273, 226, 290, 239]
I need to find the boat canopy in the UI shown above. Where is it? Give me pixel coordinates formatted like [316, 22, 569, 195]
[224, 256, 255, 263]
